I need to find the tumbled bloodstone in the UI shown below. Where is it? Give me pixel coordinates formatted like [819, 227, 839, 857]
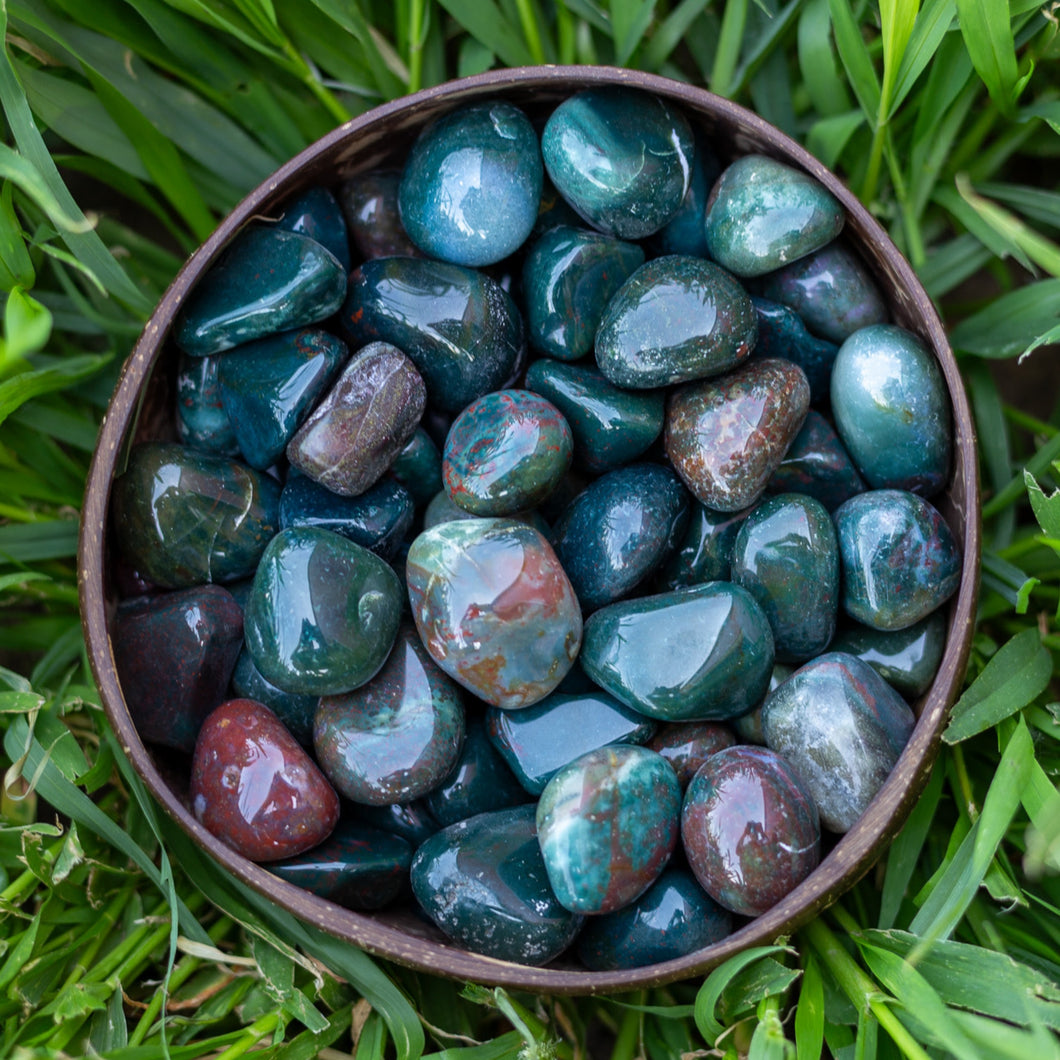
[522, 226, 644, 360]
[175, 353, 238, 455]
[761, 652, 915, 832]
[231, 648, 317, 747]
[595, 256, 757, 389]
[732, 664, 793, 745]
[577, 867, 733, 971]
[388, 427, 442, 507]
[338, 170, 421, 260]
[191, 699, 340, 862]
[580, 583, 774, 722]
[399, 101, 542, 267]
[532, 174, 582, 237]
[766, 410, 866, 512]
[836, 489, 960, 631]
[682, 745, 820, 915]
[287, 342, 425, 497]
[412, 805, 582, 965]
[354, 799, 441, 847]
[751, 297, 839, 403]
[657, 502, 755, 590]
[704, 155, 844, 277]
[111, 442, 281, 589]
[486, 691, 656, 795]
[831, 325, 952, 497]
[552, 463, 689, 612]
[730, 493, 839, 663]
[647, 722, 737, 788]
[342, 257, 524, 413]
[275, 186, 352, 272]
[269, 822, 410, 910]
[218, 328, 347, 470]
[244, 527, 403, 696]
[174, 227, 346, 357]
[406, 519, 582, 708]
[831, 612, 947, 698]
[314, 625, 465, 805]
[665, 358, 810, 512]
[114, 585, 243, 752]
[653, 131, 721, 257]
[537, 745, 680, 914]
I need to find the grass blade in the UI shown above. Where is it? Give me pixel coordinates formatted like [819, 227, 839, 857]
[887, 0, 956, 116]
[949, 278, 1060, 358]
[435, 0, 534, 67]
[827, 0, 881, 120]
[954, 0, 1019, 115]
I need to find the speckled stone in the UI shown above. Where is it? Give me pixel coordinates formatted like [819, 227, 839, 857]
[834, 490, 961, 631]
[704, 155, 844, 278]
[542, 87, 694, 239]
[276, 186, 352, 272]
[682, 745, 821, 915]
[411, 805, 582, 965]
[830, 612, 947, 698]
[766, 410, 866, 512]
[665, 358, 810, 512]
[191, 699, 340, 862]
[406, 519, 582, 709]
[652, 132, 721, 258]
[522, 226, 645, 360]
[830, 325, 952, 497]
[230, 647, 317, 747]
[537, 745, 681, 914]
[111, 442, 281, 589]
[388, 428, 442, 507]
[342, 257, 524, 413]
[114, 585, 243, 752]
[732, 664, 793, 744]
[175, 353, 239, 454]
[751, 297, 839, 403]
[595, 256, 757, 389]
[337, 170, 421, 259]
[580, 583, 775, 722]
[761, 652, 915, 832]
[657, 502, 756, 590]
[647, 722, 737, 788]
[174, 227, 347, 357]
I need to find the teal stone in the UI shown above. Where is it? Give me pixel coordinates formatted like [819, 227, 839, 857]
[657, 502, 755, 590]
[751, 297, 839, 403]
[486, 690, 656, 795]
[704, 155, 845, 278]
[730, 493, 839, 663]
[766, 410, 866, 512]
[647, 721, 736, 788]
[531, 175, 582, 238]
[313, 625, 465, 805]
[757, 240, 889, 344]
[522, 226, 644, 360]
[244, 527, 403, 695]
[580, 583, 775, 722]
[406, 519, 582, 708]
[389, 428, 442, 507]
[337, 170, 422, 260]
[524, 359, 664, 474]
[411, 805, 582, 965]
[595, 256, 757, 389]
[111, 442, 281, 588]
[732, 664, 793, 744]
[174, 227, 347, 357]
[342, 257, 524, 413]
[761, 652, 915, 832]
[399, 101, 543, 267]
[231, 647, 317, 746]
[537, 745, 681, 914]
[276, 186, 352, 272]
[443, 390, 573, 516]
[652, 132, 721, 257]
[831, 612, 947, 698]
[541, 87, 694, 239]
[552, 463, 689, 611]
[354, 800, 440, 846]
[835, 490, 961, 631]
[421, 492, 551, 537]
[218, 328, 347, 469]
[831, 325, 952, 497]
[175, 353, 239, 455]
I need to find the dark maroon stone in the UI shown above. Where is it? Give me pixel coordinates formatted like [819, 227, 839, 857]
[647, 722, 737, 788]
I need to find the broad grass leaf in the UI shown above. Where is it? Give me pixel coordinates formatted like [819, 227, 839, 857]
[955, 0, 1019, 115]
[981, 548, 1040, 613]
[798, 0, 852, 116]
[1026, 469, 1060, 538]
[717, 955, 800, 1022]
[952, 1009, 1060, 1060]
[0, 519, 80, 562]
[2, 286, 52, 368]
[710, 0, 748, 98]
[730, 0, 803, 101]
[1019, 99, 1060, 135]
[302, 0, 407, 97]
[0, 184, 34, 291]
[794, 952, 824, 1059]
[436, 0, 534, 67]
[878, 0, 919, 113]
[966, 360, 1015, 548]
[887, 0, 956, 117]
[935, 183, 1033, 271]
[949, 278, 1060, 358]
[0, 143, 94, 236]
[642, 0, 711, 70]
[976, 182, 1060, 232]
[694, 945, 794, 1043]
[611, 0, 657, 65]
[827, 0, 881, 120]
[0, 353, 111, 427]
[421, 1031, 526, 1059]
[806, 110, 865, 168]
[749, 48, 797, 139]
[918, 233, 993, 298]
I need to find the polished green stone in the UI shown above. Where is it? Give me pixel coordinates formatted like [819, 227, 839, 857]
[231, 647, 317, 747]
[388, 428, 442, 507]
[830, 612, 947, 698]
[751, 297, 838, 404]
[276, 186, 352, 272]
[765, 410, 866, 512]
[175, 353, 239, 455]
[657, 502, 755, 590]
[652, 131, 721, 257]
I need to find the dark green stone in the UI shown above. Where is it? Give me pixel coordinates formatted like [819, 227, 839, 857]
[766, 410, 866, 512]
[751, 297, 839, 403]
[652, 132, 721, 257]
[388, 428, 442, 507]
[732, 663, 793, 744]
[175, 353, 239, 455]
[276, 186, 352, 272]
[353, 800, 440, 846]
[231, 647, 317, 747]
[657, 502, 755, 590]
[830, 613, 947, 698]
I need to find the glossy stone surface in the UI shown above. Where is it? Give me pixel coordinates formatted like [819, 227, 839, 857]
[389, 428, 442, 507]
[111, 442, 281, 588]
[337, 170, 421, 259]
[653, 132, 721, 258]
[831, 325, 952, 496]
[244, 527, 403, 695]
[399, 101, 542, 267]
[831, 612, 947, 698]
[175, 353, 238, 454]
[682, 745, 820, 915]
[531, 175, 582, 238]
[487, 690, 656, 795]
[406, 519, 582, 708]
[541, 87, 694, 239]
[522, 226, 644, 360]
[704, 155, 844, 278]
[595, 256, 757, 389]
[354, 799, 440, 847]
[730, 493, 839, 663]
[175, 227, 347, 357]
[343, 257, 524, 413]
[114, 586, 243, 752]
[657, 502, 755, 590]
[411, 805, 582, 965]
[552, 463, 689, 611]
[231, 648, 317, 747]
[524, 359, 664, 474]
[732, 664, 793, 744]
[666, 358, 810, 512]
[443, 390, 573, 516]
[580, 583, 775, 722]
[276, 186, 352, 272]
[287, 342, 426, 497]
[269, 822, 411, 910]
[835, 490, 961, 631]
[577, 867, 733, 970]
[761, 652, 915, 832]
[537, 745, 681, 914]
[647, 722, 737, 788]
[191, 699, 340, 862]
[751, 297, 839, 403]
[766, 410, 866, 512]
[218, 327, 347, 470]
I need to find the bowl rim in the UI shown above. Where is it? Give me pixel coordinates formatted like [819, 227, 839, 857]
[79, 63, 981, 994]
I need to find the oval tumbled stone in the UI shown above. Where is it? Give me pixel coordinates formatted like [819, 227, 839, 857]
[830, 612, 947, 698]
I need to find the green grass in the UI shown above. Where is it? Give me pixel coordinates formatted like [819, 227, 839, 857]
[2, 1, 1060, 1056]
